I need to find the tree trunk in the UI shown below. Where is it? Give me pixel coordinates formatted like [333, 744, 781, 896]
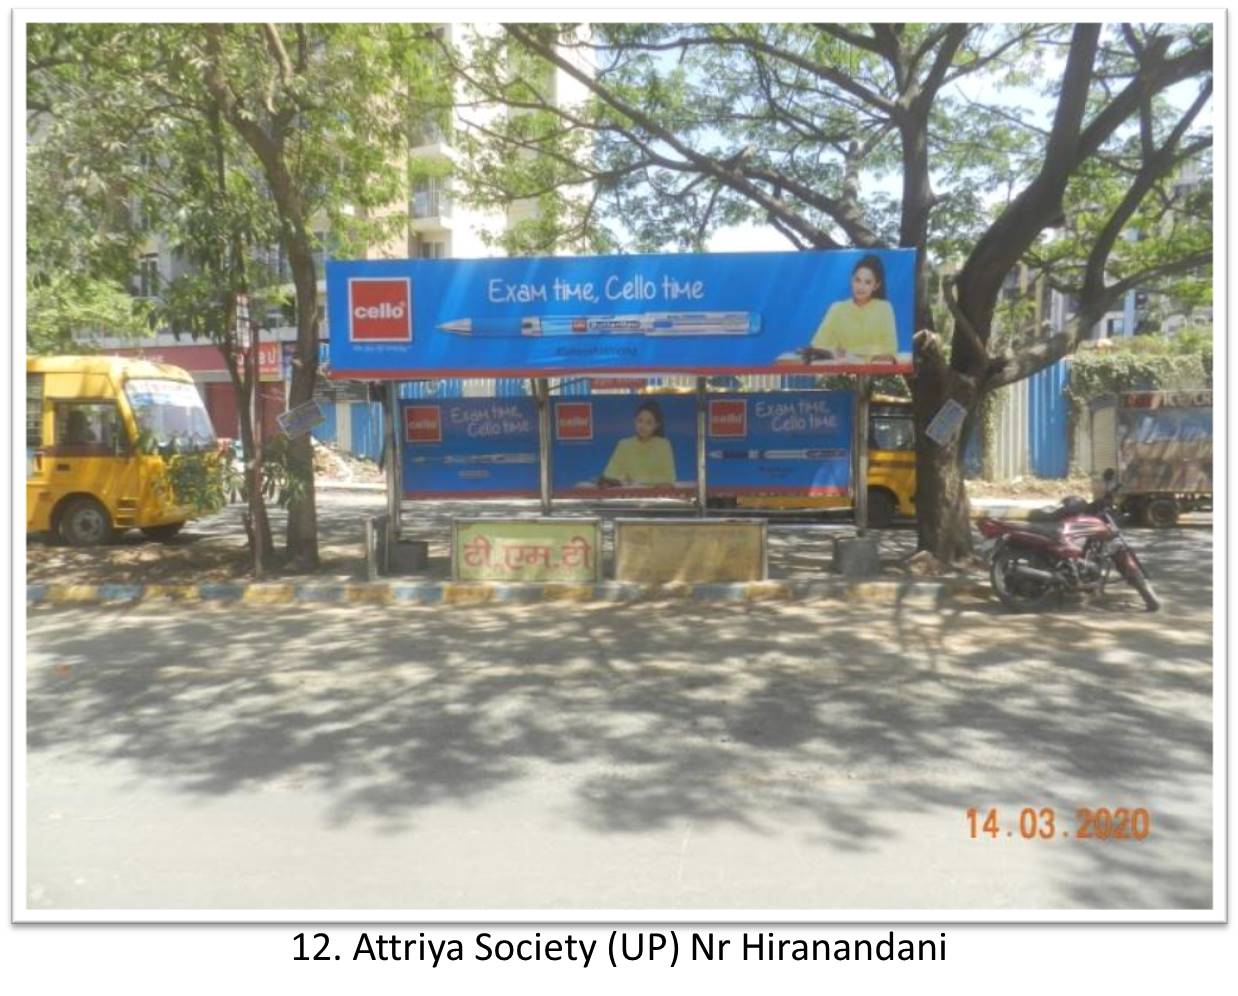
[284, 230, 320, 569]
[897, 117, 936, 332]
[913, 334, 976, 562]
[219, 328, 274, 567]
[236, 382, 276, 565]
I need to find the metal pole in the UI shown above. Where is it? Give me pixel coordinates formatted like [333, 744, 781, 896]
[249, 317, 264, 578]
[535, 378, 552, 515]
[696, 376, 708, 517]
[855, 375, 870, 536]
[384, 382, 401, 536]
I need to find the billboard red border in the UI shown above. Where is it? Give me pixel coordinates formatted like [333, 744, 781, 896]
[332, 362, 910, 380]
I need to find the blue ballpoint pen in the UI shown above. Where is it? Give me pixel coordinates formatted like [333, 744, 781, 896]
[437, 311, 761, 337]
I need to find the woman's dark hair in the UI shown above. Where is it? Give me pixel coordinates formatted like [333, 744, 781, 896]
[852, 254, 887, 300]
[634, 399, 667, 437]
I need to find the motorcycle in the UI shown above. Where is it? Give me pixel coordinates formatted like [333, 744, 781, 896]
[976, 468, 1161, 612]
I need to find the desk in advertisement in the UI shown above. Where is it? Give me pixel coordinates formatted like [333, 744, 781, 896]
[452, 518, 602, 582]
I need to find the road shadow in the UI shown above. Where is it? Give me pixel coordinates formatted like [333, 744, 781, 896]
[27, 533, 1214, 909]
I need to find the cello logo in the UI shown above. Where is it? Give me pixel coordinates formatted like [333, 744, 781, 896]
[349, 278, 412, 342]
[555, 403, 593, 441]
[405, 405, 441, 443]
[709, 399, 747, 438]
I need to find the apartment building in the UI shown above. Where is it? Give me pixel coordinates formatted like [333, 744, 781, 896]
[96, 23, 595, 437]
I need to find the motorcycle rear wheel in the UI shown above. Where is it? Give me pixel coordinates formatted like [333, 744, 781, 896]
[990, 547, 1059, 612]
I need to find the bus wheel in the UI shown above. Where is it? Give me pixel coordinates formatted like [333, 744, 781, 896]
[1143, 498, 1179, 528]
[58, 496, 113, 547]
[141, 522, 186, 542]
[866, 489, 897, 528]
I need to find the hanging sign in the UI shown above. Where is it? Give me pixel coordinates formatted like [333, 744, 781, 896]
[925, 399, 968, 446]
[327, 249, 915, 378]
[276, 400, 326, 439]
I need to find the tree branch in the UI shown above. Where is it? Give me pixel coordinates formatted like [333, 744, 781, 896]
[502, 24, 843, 249]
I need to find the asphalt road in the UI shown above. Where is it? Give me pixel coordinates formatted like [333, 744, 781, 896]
[24, 525, 1214, 912]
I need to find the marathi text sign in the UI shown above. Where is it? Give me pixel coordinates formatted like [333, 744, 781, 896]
[401, 398, 539, 498]
[452, 519, 602, 582]
[327, 249, 915, 378]
[706, 390, 852, 497]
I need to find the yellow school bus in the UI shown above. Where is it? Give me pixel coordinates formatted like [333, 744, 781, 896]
[26, 355, 217, 545]
[734, 395, 917, 526]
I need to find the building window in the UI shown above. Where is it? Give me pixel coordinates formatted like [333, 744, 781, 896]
[417, 240, 446, 259]
[412, 175, 451, 219]
[137, 253, 160, 298]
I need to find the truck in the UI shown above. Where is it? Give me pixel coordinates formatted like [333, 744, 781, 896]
[1089, 389, 1211, 527]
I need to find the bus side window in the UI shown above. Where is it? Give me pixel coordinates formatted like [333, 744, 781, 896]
[53, 401, 128, 456]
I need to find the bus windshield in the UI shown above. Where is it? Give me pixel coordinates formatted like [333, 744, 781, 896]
[124, 378, 216, 453]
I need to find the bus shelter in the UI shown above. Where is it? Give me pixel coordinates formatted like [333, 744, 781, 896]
[325, 249, 915, 581]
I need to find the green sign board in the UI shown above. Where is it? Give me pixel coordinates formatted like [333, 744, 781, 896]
[452, 518, 602, 582]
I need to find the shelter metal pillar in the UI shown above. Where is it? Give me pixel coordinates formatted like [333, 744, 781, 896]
[384, 381, 402, 536]
[534, 378, 552, 515]
[696, 377, 708, 517]
[854, 375, 871, 536]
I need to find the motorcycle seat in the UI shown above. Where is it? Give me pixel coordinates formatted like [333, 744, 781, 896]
[1010, 520, 1064, 537]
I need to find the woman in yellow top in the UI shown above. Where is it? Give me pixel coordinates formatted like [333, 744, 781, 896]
[810, 254, 898, 363]
[599, 400, 677, 486]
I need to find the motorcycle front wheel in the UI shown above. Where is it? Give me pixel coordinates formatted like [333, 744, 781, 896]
[1115, 552, 1161, 612]
[990, 547, 1059, 612]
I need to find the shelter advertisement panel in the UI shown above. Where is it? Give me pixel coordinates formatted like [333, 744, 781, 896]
[326, 249, 915, 378]
[399, 398, 539, 498]
[551, 395, 698, 498]
[706, 390, 853, 497]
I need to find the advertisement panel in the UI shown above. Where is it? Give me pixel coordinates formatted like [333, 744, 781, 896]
[399, 398, 539, 498]
[551, 395, 698, 498]
[327, 249, 915, 378]
[1116, 392, 1212, 494]
[705, 391, 853, 497]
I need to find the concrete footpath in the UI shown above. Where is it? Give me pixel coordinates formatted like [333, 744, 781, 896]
[26, 489, 1070, 608]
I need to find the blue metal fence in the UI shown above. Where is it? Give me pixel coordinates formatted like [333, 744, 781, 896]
[1028, 360, 1069, 478]
[348, 401, 385, 462]
[311, 401, 337, 445]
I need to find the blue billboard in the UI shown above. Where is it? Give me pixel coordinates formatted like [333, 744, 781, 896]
[706, 391, 853, 497]
[551, 395, 699, 498]
[327, 249, 915, 378]
[400, 398, 539, 498]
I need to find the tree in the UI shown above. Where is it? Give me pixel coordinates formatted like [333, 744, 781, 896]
[27, 23, 448, 568]
[26, 28, 156, 353]
[447, 22, 1212, 561]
